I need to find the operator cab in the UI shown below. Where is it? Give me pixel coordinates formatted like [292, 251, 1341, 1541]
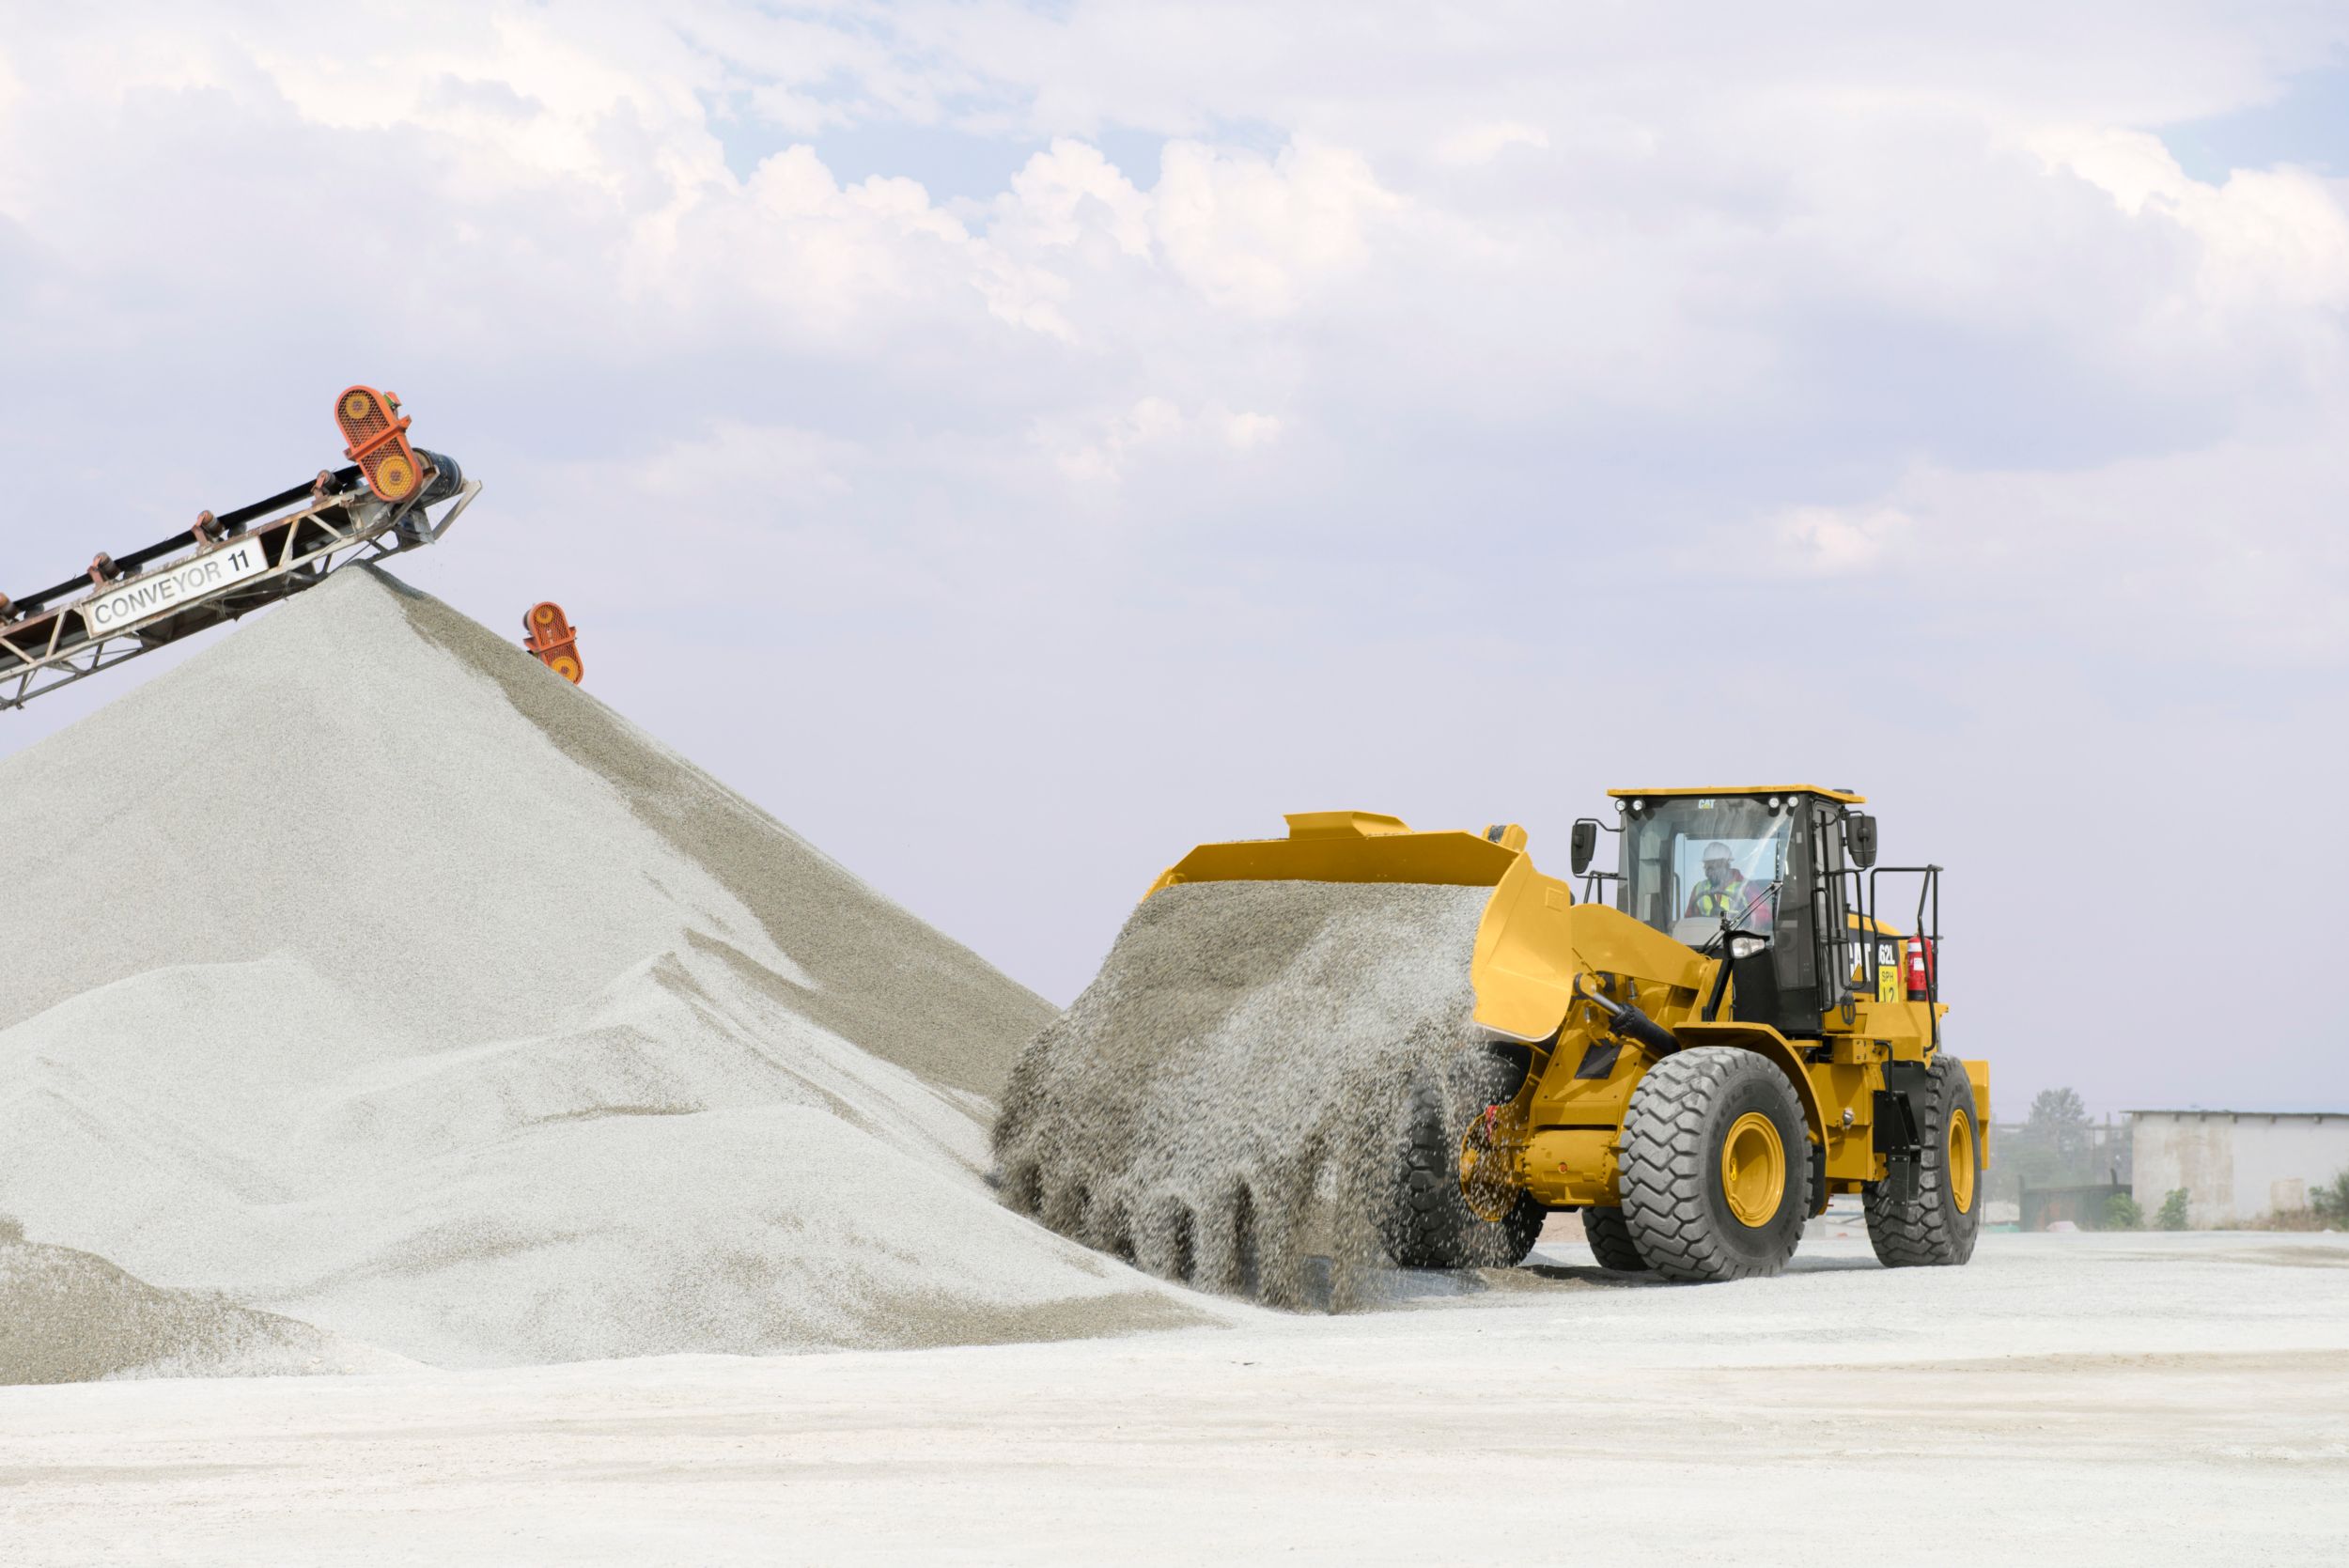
[1576, 786, 1893, 1039]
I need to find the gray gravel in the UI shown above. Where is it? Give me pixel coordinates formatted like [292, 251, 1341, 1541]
[0, 1231, 403, 1384]
[0, 567, 1204, 1373]
[994, 879, 1495, 1309]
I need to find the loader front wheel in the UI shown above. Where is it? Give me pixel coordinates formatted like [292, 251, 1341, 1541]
[1382, 1054, 1544, 1269]
[1863, 1056, 1982, 1267]
[1618, 1047, 1807, 1281]
[1581, 1205, 1650, 1272]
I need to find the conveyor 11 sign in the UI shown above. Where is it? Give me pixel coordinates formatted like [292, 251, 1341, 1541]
[82, 540, 270, 635]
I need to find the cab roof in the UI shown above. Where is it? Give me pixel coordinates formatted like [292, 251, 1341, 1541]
[1606, 784, 1867, 805]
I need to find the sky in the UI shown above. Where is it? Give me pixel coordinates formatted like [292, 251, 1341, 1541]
[2, 2, 2345, 1119]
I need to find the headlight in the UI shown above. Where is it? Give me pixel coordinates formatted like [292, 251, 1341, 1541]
[1729, 935, 1769, 959]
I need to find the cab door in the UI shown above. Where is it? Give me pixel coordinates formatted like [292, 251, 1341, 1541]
[1812, 797, 1865, 1026]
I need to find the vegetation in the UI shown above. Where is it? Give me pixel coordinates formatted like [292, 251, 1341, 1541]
[2021, 1088, 2091, 1169]
[2310, 1170, 2349, 1232]
[2102, 1192, 2143, 1231]
[2155, 1188, 2191, 1232]
[1989, 1085, 2125, 1205]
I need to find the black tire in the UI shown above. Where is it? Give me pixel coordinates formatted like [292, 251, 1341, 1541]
[1864, 1056, 1983, 1267]
[1618, 1047, 1808, 1282]
[1382, 1052, 1544, 1268]
[1487, 1191, 1546, 1265]
[1581, 1205, 1650, 1271]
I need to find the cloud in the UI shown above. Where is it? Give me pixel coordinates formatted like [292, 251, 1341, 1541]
[1733, 401, 2349, 679]
[1003, 138, 1152, 256]
[1218, 409, 1283, 451]
[1149, 140, 1399, 316]
[1041, 396, 1283, 483]
[2028, 124, 2349, 310]
[1767, 505, 1918, 576]
[3, 2, 2349, 1115]
[1431, 121, 1550, 167]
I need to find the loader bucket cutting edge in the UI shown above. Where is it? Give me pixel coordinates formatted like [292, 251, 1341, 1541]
[1149, 830, 1515, 894]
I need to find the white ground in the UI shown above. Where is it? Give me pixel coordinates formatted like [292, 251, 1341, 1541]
[4, 1230, 2344, 1565]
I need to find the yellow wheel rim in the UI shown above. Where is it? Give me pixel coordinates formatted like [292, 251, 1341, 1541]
[376, 455, 414, 498]
[1947, 1108, 1977, 1215]
[1720, 1110, 1785, 1228]
[343, 392, 373, 421]
[550, 655, 582, 683]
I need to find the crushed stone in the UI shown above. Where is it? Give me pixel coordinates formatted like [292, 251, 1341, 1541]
[0, 567, 1211, 1373]
[993, 879, 1511, 1310]
[0, 1231, 406, 1385]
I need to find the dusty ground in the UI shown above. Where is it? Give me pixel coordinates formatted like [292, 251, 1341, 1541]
[2, 1230, 2344, 1565]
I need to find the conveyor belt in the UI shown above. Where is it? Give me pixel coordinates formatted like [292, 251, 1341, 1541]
[0, 445, 477, 713]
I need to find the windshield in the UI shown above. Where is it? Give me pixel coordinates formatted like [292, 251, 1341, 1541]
[1619, 797, 1794, 946]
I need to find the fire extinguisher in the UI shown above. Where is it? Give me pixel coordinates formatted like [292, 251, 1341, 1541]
[1905, 936, 1936, 1000]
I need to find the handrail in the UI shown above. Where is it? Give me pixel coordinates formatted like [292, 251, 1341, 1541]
[1866, 862, 1943, 1048]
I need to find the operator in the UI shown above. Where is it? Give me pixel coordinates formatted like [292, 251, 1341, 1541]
[1686, 842, 1747, 918]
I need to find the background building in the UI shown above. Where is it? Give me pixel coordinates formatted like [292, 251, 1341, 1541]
[2129, 1111, 2349, 1228]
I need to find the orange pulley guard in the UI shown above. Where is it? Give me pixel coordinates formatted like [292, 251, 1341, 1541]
[334, 384, 426, 503]
[522, 601, 583, 683]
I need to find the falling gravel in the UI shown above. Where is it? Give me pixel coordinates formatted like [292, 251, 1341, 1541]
[0, 567, 1209, 1374]
[993, 878, 1503, 1309]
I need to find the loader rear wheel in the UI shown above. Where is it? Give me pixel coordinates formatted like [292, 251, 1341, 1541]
[1382, 1053, 1544, 1269]
[1618, 1047, 1807, 1282]
[1581, 1205, 1650, 1272]
[1863, 1056, 1982, 1267]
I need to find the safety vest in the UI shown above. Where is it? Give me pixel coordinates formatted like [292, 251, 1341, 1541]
[1687, 872, 1746, 918]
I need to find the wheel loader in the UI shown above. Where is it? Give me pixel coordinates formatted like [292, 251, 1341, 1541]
[1003, 786, 1983, 1285]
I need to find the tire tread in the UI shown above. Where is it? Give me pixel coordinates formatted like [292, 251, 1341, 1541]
[1385, 1062, 1545, 1268]
[1582, 1205, 1649, 1271]
[1618, 1048, 1804, 1282]
[1862, 1056, 1981, 1268]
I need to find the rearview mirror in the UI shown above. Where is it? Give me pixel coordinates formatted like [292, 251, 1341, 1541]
[1848, 813, 1878, 869]
[1570, 819, 1599, 877]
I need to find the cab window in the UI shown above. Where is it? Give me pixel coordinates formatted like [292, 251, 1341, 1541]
[1619, 796, 1791, 947]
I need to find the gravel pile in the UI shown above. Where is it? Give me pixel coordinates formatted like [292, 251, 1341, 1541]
[0, 567, 1206, 1373]
[0, 1221, 404, 1384]
[993, 879, 1497, 1309]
